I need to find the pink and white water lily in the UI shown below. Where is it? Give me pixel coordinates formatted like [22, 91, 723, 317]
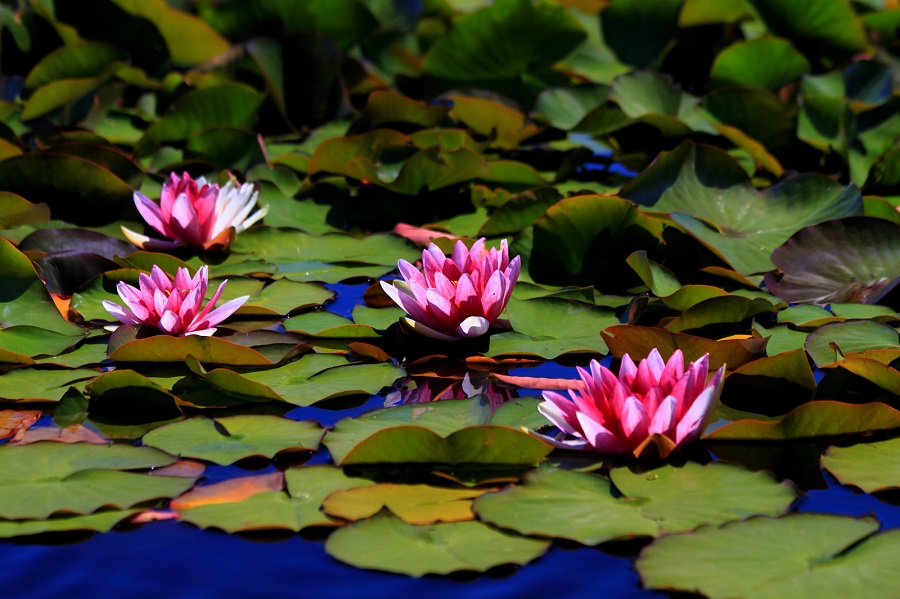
[122, 172, 268, 251]
[537, 349, 725, 458]
[102, 265, 248, 336]
[380, 238, 521, 340]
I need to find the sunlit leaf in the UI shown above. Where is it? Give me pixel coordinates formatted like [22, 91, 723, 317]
[141, 415, 323, 465]
[323, 483, 491, 524]
[325, 512, 550, 577]
[0, 442, 194, 519]
[637, 514, 900, 599]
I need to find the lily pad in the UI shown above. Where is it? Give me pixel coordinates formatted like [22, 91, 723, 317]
[637, 514, 900, 599]
[141, 416, 322, 465]
[175, 467, 375, 532]
[474, 462, 794, 545]
[804, 320, 900, 368]
[486, 296, 618, 359]
[764, 217, 900, 305]
[0, 509, 141, 539]
[0, 367, 98, 403]
[601, 325, 767, 370]
[707, 400, 900, 441]
[821, 436, 900, 493]
[322, 484, 491, 525]
[0, 442, 195, 519]
[325, 512, 550, 577]
[619, 142, 861, 276]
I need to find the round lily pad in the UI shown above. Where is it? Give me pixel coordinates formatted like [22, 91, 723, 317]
[325, 512, 551, 577]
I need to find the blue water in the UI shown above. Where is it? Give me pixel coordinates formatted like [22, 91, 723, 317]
[1, 523, 660, 598]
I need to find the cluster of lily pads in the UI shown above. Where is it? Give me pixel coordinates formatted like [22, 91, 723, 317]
[3, 0, 900, 595]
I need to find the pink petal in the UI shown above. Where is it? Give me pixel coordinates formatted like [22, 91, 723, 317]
[675, 384, 717, 445]
[619, 395, 649, 442]
[133, 192, 174, 239]
[102, 300, 141, 325]
[575, 412, 628, 453]
[479, 270, 504, 322]
[648, 396, 677, 439]
[194, 295, 248, 330]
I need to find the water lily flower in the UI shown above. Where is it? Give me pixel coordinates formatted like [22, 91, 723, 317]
[380, 238, 521, 341]
[537, 349, 725, 458]
[102, 265, 248, 336]
[122, 172, 268, 251]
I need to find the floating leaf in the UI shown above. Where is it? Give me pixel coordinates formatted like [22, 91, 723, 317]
[0, 154, 135, 226]
[0, 367, 98, 403]
[637, 514, 900, 599]
[764, 217, 900, 305]
[0, 442, 194, 519]
[707, 400, 900, 441]
[175, 467, 375, 532]
[708, 37, 810, 92]
[822, 437, 900, 493]
[109, 335, 280, 366]
[804, 320, 900, 368]
[486, 296, 618, 359]
[325, 512, 550, 577]
[323, 484, 491, 524]
[620, 142, 861, 275]
[0, 509, 141, 538]
[240, 354, 405, 406]
[601, 325, 767, 370]
[141, 416, 324, 465]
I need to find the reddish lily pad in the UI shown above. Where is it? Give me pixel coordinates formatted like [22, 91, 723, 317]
[601, 325, 767, 370]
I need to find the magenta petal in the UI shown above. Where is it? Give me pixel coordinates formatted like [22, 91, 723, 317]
[196, 295, 248, 330]
[133, 192, 174, 238]
[575, 412, 628, 453]
[103, 300, 140, 325]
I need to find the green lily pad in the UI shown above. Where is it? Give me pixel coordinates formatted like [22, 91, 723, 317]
[231, 229, 418, 267]
[0, 154, 135, 226]
[325, 512, 550, 577]
[0, 367, 98, 402]
[708, 37, 810, 92]
[422, 0, 584, 101]
[475, 462, 794, 544]
[236, 278, 334, 316]
[0, 237, 83, 334]
[620, 142, 862, 276]
[0, 442, 194, 519]
[637, 514, 900, 599]
[109, 335, 280, 366]
[822, 437, 900, 493]
[486, 296, 618, 359]
[746, 0, 868, 65]
[141, 415, 324, 465]
[240, 354, 404, 406]
[804, 320, 900, 368]
[175, 467, 376, 532]
[0, 192, 49, 228]
[323, 483, 491, 524]
[283, 312, 380, 338]
[601, 0, 681, 68]
[0, 509, 141, 539]
[707, 400, 900, 441]
[141, 84, 264, 147]
[324, 396, 550, 464]
[0, 326, 85, 358]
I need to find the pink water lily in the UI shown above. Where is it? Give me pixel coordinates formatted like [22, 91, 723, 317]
[122, 172, 268, 251]
[102, 265, 248, 336]
[537, 349, 725, 458]
[380, 238, 521, 340]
